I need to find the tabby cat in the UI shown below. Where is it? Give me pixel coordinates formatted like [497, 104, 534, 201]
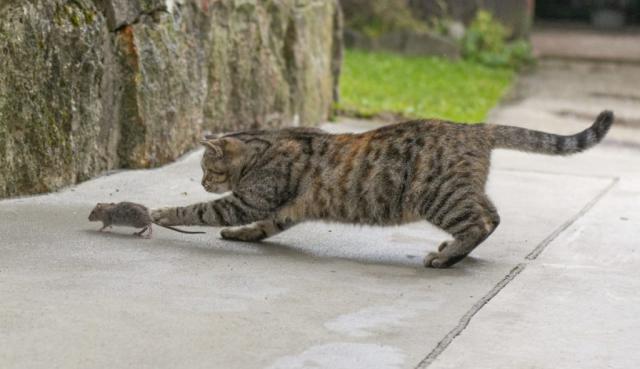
[152, 111, 614, 268]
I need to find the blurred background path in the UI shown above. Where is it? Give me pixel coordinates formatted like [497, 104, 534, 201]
[532, 21, 640, 63]
[418, 23, 640, 369]
[328, 19, 640, 368]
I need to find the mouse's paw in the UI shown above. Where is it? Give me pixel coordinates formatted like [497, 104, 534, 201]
[150, 207, 179, 226]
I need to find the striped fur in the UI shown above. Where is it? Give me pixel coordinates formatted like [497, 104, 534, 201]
[492, 110, 614, 154]
[152, 110, 614, 268]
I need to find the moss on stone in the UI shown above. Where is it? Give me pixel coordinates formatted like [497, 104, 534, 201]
[0, 0, 107, 197]
[0, 0, 342, 198]
[84, 9, 95, 24]
[70, 12, 82, 27]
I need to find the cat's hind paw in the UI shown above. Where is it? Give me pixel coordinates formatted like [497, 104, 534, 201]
[424, 251, 468, 269]
[424, 252, 447, 268]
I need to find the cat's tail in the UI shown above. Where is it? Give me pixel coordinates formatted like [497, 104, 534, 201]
[491, 110, 614, 155]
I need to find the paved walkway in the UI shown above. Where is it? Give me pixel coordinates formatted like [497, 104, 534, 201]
[2, 65, 640, 369]
[532, 22, 640, 63]
[423, 59, 640, 369]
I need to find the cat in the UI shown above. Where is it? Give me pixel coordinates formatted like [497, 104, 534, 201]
[152, 111, 614, 268]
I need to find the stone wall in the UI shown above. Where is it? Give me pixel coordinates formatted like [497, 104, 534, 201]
[0, 0, 343, 198]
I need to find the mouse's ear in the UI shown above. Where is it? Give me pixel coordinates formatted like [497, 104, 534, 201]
[200, 139, 224, 158]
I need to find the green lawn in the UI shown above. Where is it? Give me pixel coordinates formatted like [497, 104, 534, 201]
[338, 49, 515, 123]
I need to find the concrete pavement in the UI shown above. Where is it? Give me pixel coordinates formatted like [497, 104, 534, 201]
[2, 64, 640, 368]
[532, 22, 640, 63]
[420, 59, 640, 369]
[2, 140, 638, 369]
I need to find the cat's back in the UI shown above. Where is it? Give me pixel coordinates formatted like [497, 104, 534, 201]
[321, 119, 486, 163]
[292, 119, 491, 224]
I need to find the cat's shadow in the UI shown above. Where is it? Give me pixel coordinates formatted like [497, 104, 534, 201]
[210, 238, 485, 277]
[82, 228, 485, 276]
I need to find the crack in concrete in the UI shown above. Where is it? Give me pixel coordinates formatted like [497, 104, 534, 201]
[414, 263, 527, 369]
[414, 176, 620, 369]
[525, 177, 619, 260]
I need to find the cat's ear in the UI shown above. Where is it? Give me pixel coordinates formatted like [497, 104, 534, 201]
[200, 139, 224, 158]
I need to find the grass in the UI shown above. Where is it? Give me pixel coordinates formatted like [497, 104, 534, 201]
[338, 49, 515, 123]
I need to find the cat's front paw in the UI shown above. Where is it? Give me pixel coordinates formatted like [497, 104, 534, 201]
[220, 226, 267, 242]
[151, 207, 179, 226]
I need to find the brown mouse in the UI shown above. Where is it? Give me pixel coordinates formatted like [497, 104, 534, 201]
[88, 201, 205, 238]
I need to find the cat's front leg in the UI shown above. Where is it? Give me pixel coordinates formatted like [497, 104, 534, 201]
[151, 195, 268, 227]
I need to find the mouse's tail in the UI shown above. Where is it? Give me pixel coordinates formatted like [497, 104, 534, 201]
[155, 223, 206, 234]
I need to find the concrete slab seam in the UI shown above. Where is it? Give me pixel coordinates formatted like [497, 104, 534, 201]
[414, 263, 527, 369]
[414, 176, 619, 369]
[525, 176, 619, 260]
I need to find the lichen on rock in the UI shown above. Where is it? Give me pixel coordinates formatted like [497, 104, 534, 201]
[0, 0, 109, 196]
[0, 0, 342, 198]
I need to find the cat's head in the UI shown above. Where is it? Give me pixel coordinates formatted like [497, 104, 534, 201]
[199, 136, 248, 194]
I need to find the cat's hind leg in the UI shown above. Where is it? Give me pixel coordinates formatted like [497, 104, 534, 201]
[221, 218, 296, 242]
[424, 195, 500, 268]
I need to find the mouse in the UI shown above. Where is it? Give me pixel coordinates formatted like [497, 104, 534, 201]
[88, 201, 205, 238]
